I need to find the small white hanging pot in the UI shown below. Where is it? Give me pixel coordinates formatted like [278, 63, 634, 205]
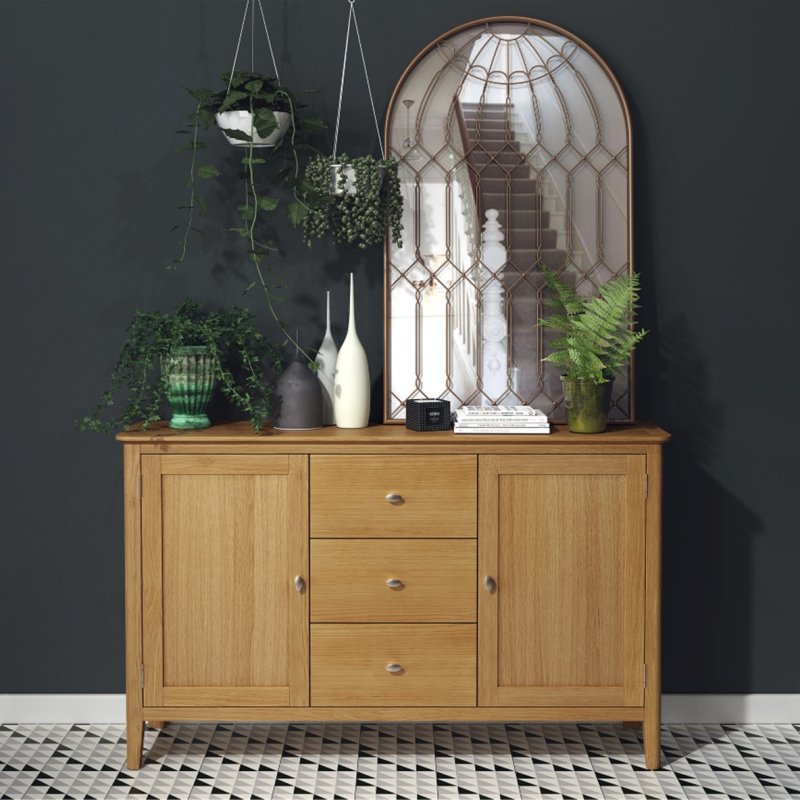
[329, 162, 385, 195]
[215, 110, 291, 148]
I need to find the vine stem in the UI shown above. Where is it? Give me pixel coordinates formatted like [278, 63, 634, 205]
[174, 103, 202, 266]
[243, 95, 315, 364]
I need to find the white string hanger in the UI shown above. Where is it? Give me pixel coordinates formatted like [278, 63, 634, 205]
[226, 0, 282, 97]
[332, 0, 385, 160]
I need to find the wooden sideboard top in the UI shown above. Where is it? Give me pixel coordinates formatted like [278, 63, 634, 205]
[117, 420, 670, 446]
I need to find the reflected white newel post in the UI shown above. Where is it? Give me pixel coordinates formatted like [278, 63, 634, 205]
[315, 291, 338, 425]
[480, 209, 509, 406]
[333, 273, 370, 428]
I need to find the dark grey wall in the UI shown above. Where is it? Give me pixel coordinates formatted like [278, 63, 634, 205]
[1, 0, 798, 694]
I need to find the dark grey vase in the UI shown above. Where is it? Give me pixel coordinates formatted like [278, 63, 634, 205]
[274, 356, 323, 430]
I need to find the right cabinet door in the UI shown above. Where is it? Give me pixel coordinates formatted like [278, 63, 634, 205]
[478, 454, 646, 707]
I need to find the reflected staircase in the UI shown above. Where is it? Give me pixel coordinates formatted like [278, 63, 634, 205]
[459, 102, 568, 401]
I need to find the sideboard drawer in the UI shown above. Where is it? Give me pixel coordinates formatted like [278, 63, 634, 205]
[311, 539, 476, 622]
[311, 624, 476, 706]
[310, 455, 477, 536]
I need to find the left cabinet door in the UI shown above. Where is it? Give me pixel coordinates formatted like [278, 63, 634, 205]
[141, 454, 308, 708]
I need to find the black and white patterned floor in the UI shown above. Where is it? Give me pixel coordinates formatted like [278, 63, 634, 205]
[1, 722, 799, 799]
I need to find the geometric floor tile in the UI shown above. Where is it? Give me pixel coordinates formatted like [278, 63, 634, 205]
[1, 722, 798, 799]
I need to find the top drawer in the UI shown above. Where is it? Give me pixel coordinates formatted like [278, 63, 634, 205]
[310, 455, 476, 537]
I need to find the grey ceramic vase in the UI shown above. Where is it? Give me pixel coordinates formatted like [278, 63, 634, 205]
[274, 356, 323, 430]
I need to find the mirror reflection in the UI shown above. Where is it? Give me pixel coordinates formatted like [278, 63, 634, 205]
[386, 20, 632, 422]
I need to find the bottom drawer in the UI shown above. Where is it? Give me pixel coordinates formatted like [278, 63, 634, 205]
[311, 624, 476, 707]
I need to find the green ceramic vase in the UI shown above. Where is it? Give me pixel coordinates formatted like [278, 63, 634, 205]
[561, 376, 614, 434]
[163, 346, 217, 429]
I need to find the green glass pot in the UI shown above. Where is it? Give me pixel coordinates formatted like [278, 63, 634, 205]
[163, 346, 217, 429]
[561, 376, 614, 434]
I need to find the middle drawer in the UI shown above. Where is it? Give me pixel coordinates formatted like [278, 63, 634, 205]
[311, 539, 476, 623]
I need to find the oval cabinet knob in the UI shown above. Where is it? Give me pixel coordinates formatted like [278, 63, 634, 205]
[385, 578, 404, 589]
[484, 575, 497, 593]
[385, 663, 404, 674]
[294, 575, 305, 593]
[385, 493, 404, 505]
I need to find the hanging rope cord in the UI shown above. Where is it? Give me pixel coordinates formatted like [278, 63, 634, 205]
[332, 0, 385, 160]
[226, 0, 282, 92]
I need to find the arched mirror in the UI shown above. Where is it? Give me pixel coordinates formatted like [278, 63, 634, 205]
[384, 17, 633, 422]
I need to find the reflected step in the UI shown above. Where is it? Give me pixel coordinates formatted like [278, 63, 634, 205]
[506, 228, 559, 250]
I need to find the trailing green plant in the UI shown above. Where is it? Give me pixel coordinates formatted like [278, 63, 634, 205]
[173, 70, 324, 267]
[298, 154, 403, 248]
[172, 70, 324, 358]
[540, 270, 647, 383]
[78, 299, 281, 433]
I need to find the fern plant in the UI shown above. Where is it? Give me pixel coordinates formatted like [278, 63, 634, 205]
[540, 270, 647, 383]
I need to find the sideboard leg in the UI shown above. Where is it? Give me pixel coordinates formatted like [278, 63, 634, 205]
[147, 720, 166, 729]
[126, 713, 144, 770]
[642, 697, 661, 769]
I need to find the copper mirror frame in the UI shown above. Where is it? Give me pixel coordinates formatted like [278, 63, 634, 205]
[383, 17, 634, 423]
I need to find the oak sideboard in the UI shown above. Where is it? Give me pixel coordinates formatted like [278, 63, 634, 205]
[117, 421, 669, 769]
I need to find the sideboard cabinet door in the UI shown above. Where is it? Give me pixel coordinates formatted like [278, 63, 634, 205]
[478, 454, 646, 707]
[141, 454, 308, 708]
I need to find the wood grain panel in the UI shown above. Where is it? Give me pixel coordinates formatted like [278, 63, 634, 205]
[479, 455, 645, 707]
[311, 624, 476, 706]
[311, 539, 476, 622]
[118, 420, 670, 446]
[142, 455, 308, 708]
[644, 444, 663, 768]
[123, 445, 144, 769]
[142, 705, 644, 722]
[310, 455, 476, 536]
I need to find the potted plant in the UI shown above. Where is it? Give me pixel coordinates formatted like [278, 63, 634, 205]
[297, 153, 403, 249]
[173, 70, 324, 266]
[188, 69, 318, 148]
[540, 270, 647, 433]
[78, 299, 281, 433]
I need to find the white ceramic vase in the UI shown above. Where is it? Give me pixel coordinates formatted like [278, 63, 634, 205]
[315, 291, 339, 425]
[333, 274, 370, 428]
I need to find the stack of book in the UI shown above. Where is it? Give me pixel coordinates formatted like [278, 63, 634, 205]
[453, 405, 551, 434]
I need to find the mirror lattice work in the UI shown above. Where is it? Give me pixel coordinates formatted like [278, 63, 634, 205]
[384, 18, 633, 422]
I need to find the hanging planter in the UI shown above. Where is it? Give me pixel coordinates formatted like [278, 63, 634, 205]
[171, 0, 327, 365]
[302, 153, 402, 248]
[188, 69, 299, 149]
[296, 0, 403, 249]
[216, 110, 290, 147]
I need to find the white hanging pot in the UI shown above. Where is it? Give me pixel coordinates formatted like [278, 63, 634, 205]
[330, 163, 357, 195]
[215, 110, 291, 148]
[330, 162, 385, 196]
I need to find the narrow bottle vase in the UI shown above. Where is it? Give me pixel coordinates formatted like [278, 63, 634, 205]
[315, 290, 338, 425]
[333, 273, 370, 428]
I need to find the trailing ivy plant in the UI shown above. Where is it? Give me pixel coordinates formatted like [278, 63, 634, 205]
[539, 270, 647, 383]
[298, 154, 403, 249]
[78, 299, 281, 433]
[172, 70, 324, 356]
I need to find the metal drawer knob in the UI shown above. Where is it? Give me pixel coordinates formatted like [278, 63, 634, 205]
[385, 663, 404, 674]
[385, 493, 404, 505]
[294, 575, 305, 593]
[385, 578, 404, 589]
[484, 575, 497, 593]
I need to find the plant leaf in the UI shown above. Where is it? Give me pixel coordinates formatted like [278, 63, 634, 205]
[300, 117, 326, 132]
[219, 127, 252, 142]
[258, 196, 280, 211]
[287, 202, 308, 225]
[196, 164, 221, 178]
[218, 90, 248, 112]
